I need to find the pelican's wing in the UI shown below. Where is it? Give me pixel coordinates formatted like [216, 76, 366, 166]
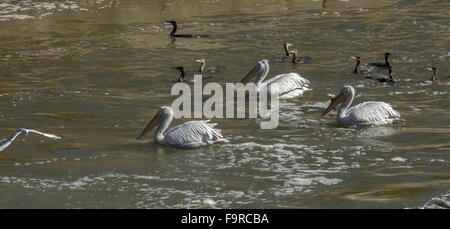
[346, 101, 401, 125]
[163, 120, 227, 148]
[0, 128, 62, 152]
[264, 72, 310, 98]
[422, 197, 450, 209]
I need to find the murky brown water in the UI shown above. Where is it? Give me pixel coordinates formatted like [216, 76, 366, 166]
[0, 0, 449, 208]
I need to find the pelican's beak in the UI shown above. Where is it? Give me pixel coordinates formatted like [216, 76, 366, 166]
[195, 59, 201, 63]
[137, 112, 162, 140]
[351, 56, 357, 59]
[321, 93, 346, 117]
[240, 62, 262, 84]
[286, 42, 293, 47]
[427, 68, 433, 71]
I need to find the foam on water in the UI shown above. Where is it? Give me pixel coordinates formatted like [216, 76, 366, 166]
[0, 0, 118, 22]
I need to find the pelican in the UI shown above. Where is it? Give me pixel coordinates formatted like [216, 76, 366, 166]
[136, 106, 228, 149]
[368, 52, 391, 69]
[289, 49, 312, 64]
[1, 128, 62, 152]
[239, 59, 311, 99]
[172, 66, 212, 82]
[274, 42, 293, 62]
[195, 58, 225, 73]
[351, 56, 377, 74]
[422, 197, 450, 209]
[321, 85, 401, 126]
[165, 21, 210, 38]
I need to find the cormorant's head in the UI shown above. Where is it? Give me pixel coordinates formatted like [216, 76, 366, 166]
[284, 42, 293, 47]
[172, 66, 184, 71]
[289, 49, 298, 56]
[195, 58, 206, 64]
[427, 67, 437, 73]
[351, 56, 361, 62]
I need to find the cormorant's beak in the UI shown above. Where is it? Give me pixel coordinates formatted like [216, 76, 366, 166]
[351, 56, 357, 59]
[427, 68, 433, 71]
[321, 93, 346, 117]
[195, 59, 203, 63]
[137, 112, 162, 140]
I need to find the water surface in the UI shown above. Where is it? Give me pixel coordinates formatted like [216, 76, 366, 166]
[0, 0, 449, 208]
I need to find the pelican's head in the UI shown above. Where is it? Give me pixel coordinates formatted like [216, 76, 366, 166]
[137, 106, 173, 140]
[195, 58, 206, 64]
[321, 86, 355, 117]
[240, 59, 269, 84]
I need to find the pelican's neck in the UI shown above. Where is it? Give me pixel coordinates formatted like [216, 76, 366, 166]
[255, 63, 269, 87]
[337, 93, 354, 120]
[170, 22, 177, 36]
[284, 44, 290, 56]
[353, 60, 360, 73]
[198, 62, 205, 72]
[155, 113, 173, 144]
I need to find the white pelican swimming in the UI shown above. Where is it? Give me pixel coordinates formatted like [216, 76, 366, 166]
[0, 128, 62, 152]
[136, 106, 227, 148]
[321, 85, 401, 126]
[240, 59, 310, 99]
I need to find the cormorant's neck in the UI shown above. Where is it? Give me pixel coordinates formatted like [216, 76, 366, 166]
[284, 44, 290, 56]
[431, 71, 437, 81]
[170, 23, 177, 36]
[385, 56, 390, 66]
[198, 62, 205, 72]
[291, 54, 297, 63]
[353, 61, 360, 73]
[178, 69, 185, 81]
